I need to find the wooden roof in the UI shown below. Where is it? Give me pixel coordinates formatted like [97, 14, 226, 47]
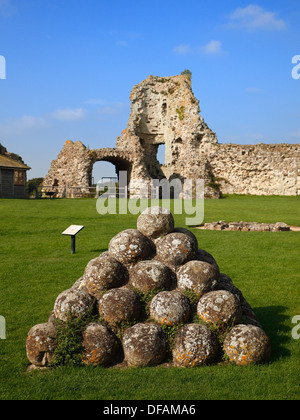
[0, 154, 31, 170]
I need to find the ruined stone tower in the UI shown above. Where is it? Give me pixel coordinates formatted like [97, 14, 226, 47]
[43, 74, 300, 198]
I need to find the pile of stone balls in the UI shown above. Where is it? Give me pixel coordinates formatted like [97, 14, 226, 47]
[26, 207, 271, 369]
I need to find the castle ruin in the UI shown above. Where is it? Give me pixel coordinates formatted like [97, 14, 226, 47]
[43, 74, 300, 197]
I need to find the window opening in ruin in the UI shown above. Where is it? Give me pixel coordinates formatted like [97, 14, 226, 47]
[157, 144, 166, 166]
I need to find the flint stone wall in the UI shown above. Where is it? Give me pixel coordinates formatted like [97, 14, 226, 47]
[43, 75, 300, 197]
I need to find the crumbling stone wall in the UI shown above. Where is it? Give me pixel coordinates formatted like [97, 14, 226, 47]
[43, 75, 300, 197]
[205, 143, 300, 196]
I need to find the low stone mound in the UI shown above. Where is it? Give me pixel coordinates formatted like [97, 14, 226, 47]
[26, 206, 271, 370]
[199, 221, 291, 232]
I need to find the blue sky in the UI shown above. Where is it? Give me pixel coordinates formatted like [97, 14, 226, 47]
[0, 0, 300, 181]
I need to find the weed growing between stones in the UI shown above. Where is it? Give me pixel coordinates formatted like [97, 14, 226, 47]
[160, 323, 185, 361]
[133, 287, 167, 318]
[53, 309, 97, 367]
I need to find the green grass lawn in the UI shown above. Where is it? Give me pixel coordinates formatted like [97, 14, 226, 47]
[0, 195, 299, 400]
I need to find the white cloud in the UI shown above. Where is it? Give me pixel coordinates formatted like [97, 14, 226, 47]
[173, 44, 192, 55]
[227, 4, 286, 31]
[0, 115, 47, 136]
[201, 40, 222, 55]
[97, 102, 127, 116]
[0, 0, 15, 16]
[173, 40, 223, 56]
[0, 107, 87, 136]
[50, 108, 86, 121]
[84, 98, 108, 106]
[245, 87, 263, 93]
[116, 40, 128, 47]
[19, 115, 47, 127]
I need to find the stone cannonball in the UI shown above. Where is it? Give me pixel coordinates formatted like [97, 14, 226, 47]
[195, 249, 220, 276]
[71, 276, 87, 292]
[223, 324, 271, 366]
[172, 323, 219, 367]
[215, 273, 244, 303]
[240, 299, 262, 328]
[122, 323, 167, 367]
[26, 323, 57, 367]
[172, 227, 198, 250]
[81, 322, 119, 366]
[99, 288, 141, 325]
[129, 260, 172, 293]
[53, 288, 95, 322]
[108, 229, 153, 265]
[177, 260, 218, 297]
[137, 206, 174, 240]
[155, 232, 197, 268]
[83, 253, 129, 299]
[197, 290, 242, 327]
[150, 291, 190, 326]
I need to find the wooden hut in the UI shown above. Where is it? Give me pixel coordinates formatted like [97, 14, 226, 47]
[0, 155, 31, 198]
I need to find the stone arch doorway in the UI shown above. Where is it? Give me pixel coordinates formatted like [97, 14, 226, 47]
[91, 148, 133, 194]
[92, 161, 118, 186]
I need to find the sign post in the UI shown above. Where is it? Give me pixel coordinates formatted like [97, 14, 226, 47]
[62, 225, 84, 254]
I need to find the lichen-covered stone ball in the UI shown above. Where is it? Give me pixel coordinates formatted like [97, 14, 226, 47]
[173, 227, 198, 249]
[122, 323, 167, 367]
[172, 323, 219, 367]
[137, 206, 174, 240]
[150, 291, 190, 326]
[240, 299, 262, 328]
[195, 249, 220, 275]
[71, 276, 86, 291]
[26, 323, 57, 367]
[177, 260, 218, 297]
[155, 232, 197, 268]
[108, 229, 153, 265]
[53, 288, 95, 322]
[99, 288, 141, 325]
[223, 324, 271, 365]
[83, 252, 128, 299]
[215, 273, 244, 303]
[197, 290, 242, 326]
[81, 322, 119, 366]
[129, 260, 172, 293]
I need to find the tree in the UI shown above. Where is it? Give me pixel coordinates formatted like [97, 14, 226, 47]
[181, 69, 192, 80]
[27, 177, 44, 198]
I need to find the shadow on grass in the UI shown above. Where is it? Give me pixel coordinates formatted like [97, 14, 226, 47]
[254, 305, 290, 361]
[90, 248, 108, 254]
